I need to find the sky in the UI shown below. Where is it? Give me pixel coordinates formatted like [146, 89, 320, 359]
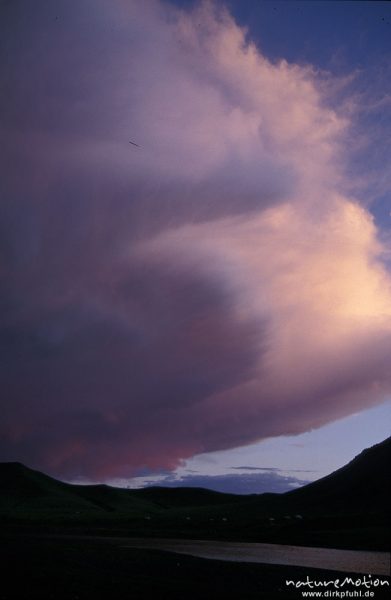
[0, 0, 390, 494]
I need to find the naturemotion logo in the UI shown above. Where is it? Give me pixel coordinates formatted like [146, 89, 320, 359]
[285, 574, 389, 597]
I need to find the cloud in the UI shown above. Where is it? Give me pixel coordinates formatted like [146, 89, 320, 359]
[231, 466, 281, 472]
[0, 0, 390, 480]
[231, 466, 316, 473]
[141, 471, 309, 495]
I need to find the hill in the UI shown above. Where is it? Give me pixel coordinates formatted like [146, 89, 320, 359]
[285, 437, 391, 514]
[0, 461, 160, 521]
[1, 437, 390, 550]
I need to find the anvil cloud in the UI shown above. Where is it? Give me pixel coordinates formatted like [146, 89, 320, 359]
[1, 0, 390, 479]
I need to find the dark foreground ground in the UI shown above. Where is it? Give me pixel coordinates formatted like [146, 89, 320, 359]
[1, 535, 389, 600]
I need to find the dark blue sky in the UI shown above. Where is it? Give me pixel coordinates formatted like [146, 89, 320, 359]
[171, 1, 390, 70]
[229, 1, 390, 69]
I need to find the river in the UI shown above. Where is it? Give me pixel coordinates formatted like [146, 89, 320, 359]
[122, 538, 390, 576]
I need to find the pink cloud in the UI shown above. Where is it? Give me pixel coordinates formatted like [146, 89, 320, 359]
[0, 0, 390, 479]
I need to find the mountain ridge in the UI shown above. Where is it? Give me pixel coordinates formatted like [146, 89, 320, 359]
[1, 437, 389, 550]
[1, 436, 390, 510]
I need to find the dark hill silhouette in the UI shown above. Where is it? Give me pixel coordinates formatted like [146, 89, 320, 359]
[285, 437, 391, 515]
[1, 437, 390, 515]
[1, 437, 389, 550]
[0, 461, 159, 517]
[131, 485, 242, 508]
[131, 437, 391, 515]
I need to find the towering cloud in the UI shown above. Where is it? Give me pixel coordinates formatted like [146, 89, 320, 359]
[1, 0, 390, 479]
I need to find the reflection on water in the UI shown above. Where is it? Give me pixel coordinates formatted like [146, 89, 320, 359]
[124, 538, 390, 576]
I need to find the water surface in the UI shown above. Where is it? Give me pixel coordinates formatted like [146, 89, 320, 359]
[123, 538, 390, 576]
